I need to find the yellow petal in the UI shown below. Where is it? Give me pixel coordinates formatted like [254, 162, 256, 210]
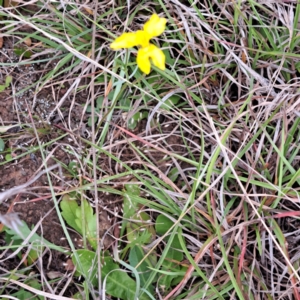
[136, 44, 166, 74]
[148, 44, 166, 71]
[135, 30, 151, 48]
[143, 14, 167, 38]
[110, 32, 140, 49]
[137, 47, 151, 74]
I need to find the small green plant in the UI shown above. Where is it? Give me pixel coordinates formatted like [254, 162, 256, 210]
[60, 192, 152, 299]
[121, 182, 187, 297]
[72, 250, 151, 300]
[4, 220, 69, 266]
[13, 47, 32, 58]
[60, 183, 188, 299]
[0, 75, 12, 92]
[60, 194, 98, 250]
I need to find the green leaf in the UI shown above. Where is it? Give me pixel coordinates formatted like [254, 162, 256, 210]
[162, 42, 175, 65]
[11, 278, 44, 300]
[67, 161, 79, 177]
[155, 215, 183, 261]
[127, 224, 152, 245]
[88, 115, 98, 126]
[155, 214, 173, 236]
[5, 221, 68, 254]
[102, 256, 149, 300]
[5, 153, 12, 161]
[158, 244, 184, 290]
[129, 245, 155, 294]
[127, 111, 148, 130]
[72, 249, 98, 286]
[125, 182, 141, 196]
[155, 215, 185, 290]
[72, 292, 85, 299]
[60, 194, 82, 234]
[0, 75, 12, 92]
[73, 251, 149, 299]
[86, 93, 111, 115]
[61, 196, 98, 250]
[160, 95, 180, 110]
[24, 248, 41, 266]
[5, 75, 12, 86]
[8, 229, 51, 266]
[119, 97, 132, 111]
[0, 138, 5, 152]
[122, 183, 141, 235]
[75, 199, 97, 250]
[86, 212, 97, 250]
[168, 168, 179, 183]
[126, 212, 155, 244]
[14, 48, 32, 58]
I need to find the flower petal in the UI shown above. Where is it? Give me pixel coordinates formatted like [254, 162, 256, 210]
[135, 30, 151, 48]
[137, 47, 151, 74]
[136, 44, 166, 74]
[148, 44, 166, 71]
[110, 32, 140, 49]
[143, 14, 167, 38]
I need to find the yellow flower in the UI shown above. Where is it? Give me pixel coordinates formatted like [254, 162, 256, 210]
[110, 14, 167, 74]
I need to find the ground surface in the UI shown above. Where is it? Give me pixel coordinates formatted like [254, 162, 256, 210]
[0, 36, 114, 275]
[0, 34, 187, 282]
[1, 1, 300, 299]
